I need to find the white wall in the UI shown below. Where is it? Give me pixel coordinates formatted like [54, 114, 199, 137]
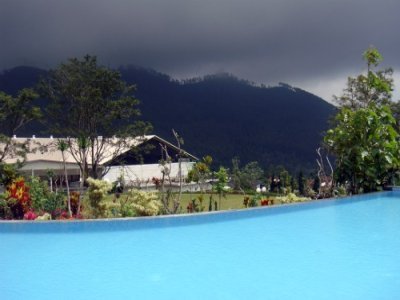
[103, 162, 195, 186]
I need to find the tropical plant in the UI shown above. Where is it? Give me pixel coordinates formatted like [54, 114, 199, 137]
[6, 177, 31, 219]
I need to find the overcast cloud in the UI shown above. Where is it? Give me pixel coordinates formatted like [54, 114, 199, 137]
[1, 0, 400, 101]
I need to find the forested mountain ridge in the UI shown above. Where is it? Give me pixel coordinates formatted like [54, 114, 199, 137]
[0, 66, 336, 172]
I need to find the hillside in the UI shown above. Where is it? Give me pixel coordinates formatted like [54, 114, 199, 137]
[0, 66, 336, 172]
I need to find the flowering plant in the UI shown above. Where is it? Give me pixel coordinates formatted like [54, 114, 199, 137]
[6, 177, 31, 219]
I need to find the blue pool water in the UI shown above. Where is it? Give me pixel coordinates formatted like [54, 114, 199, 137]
[1, 192, 400, 299]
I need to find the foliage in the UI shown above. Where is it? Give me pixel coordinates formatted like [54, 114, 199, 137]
[42, 192, 65, 219]
[187, 195, 205, 213]
[27, 176, 66, 218]
[260, 199, 273, 206]
[188, 155, 213, 192]
[325, 104, 399, 193]
[0, 163, 18, 187]
[240, 161, 263, 191]
[276, 193, 310, 204]
[28, 176, 48, 212]
[0, 89, 41, 162]
[69, 191, 81, 216]
[23, 210, 37, 220]
[108, 189, 162, 217]
[334, 46, 393, 109]
[128, 189, 162, 216]
[231, 157, 244, 192]
[243, 195, 258, 208]
[213, 167, 228, 210]
[326, 47, 400, 194]
[0, 193, 12, 219]
[39, 55, 151, 180]
[85, 177, 112, 218]
[5, 177, 31, 219]
[57, 139, 72, 217]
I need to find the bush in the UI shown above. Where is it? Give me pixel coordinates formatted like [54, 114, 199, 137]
[42, 192, 65, 219]
[276, 193, 310, 204]
[85, 178, 112, 218]
[0, 193, 12, 219]
[107, 189, 162, 217]
[28, 176, 49, 212]
[6, 177, 31, 219]
[128, 189, 162, 216]
[28, 176, 66, 218]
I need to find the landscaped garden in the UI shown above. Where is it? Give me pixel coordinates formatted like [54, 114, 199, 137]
[1, 47, 400, 221]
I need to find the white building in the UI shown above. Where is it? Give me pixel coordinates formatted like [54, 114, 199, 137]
[2, 135, 197, 190]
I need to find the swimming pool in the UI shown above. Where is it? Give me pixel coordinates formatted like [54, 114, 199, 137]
[1, 191, 400, 299]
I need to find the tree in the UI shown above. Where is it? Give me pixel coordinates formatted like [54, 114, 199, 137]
[325, 104, 399, 193]
[0, 89, 41, 162]
[334, 46, 393, 109]
[39, 55, 151, 182]
[240, 161, 263, 190]
[326, 47, 400, 194]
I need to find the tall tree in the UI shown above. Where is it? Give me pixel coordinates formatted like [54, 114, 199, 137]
[334, 46, 393, 109]
[326, 47, 400, 193]
[39, 55, 151, 182]
[0, 89, 41, 162]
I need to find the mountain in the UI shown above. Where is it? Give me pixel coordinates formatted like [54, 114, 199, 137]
[0, 66, 336, 173]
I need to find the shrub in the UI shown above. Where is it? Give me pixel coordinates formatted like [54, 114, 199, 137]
[128, 189, 162, 216]
[6, 177, 31, 219]
[69, 191, 80, 216]
[85, 178, 112, 218]
[0, 193, 12, 219]
[36, 212, 52, 220]
[28, 176, 48, 212]
[276, 193, 310, 204]
[107, 189, 162, 217]
[187, 195, 205, 213]
[42, 192, 65, 219]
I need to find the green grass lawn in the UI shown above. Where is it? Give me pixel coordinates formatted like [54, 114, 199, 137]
[179, 192, 246, 212]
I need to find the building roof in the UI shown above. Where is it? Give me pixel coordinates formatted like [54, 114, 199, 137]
[2, 135, 198, 166]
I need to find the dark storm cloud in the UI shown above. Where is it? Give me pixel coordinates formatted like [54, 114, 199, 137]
[1, 0, 400, 100]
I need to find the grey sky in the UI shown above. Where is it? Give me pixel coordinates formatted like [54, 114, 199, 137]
[1, 0, 400, 101]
